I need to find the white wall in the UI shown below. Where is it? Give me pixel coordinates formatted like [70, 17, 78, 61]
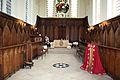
[31, 0, 39, 24]
[85, 0, 93, 25]
[79, 0, 109, 25]
[12, 0, 26, 21]
[100, 0, 107, 21]
[11, 0, 17, 17]
[1, 0, 39, 25]
[38, 0, 47, 17]
[77, 0, 86, 18]
[77, 0, 93, 25]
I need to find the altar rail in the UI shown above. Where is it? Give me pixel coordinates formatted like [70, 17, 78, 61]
[84, 15, 120, 80]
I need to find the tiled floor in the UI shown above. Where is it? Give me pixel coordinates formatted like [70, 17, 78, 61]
[7, 48, 113, 80]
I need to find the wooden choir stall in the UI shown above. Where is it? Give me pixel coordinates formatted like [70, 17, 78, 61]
[84, 15, 120, 80]
[36, 16, 89, 43]
[0, 12, 43, 80]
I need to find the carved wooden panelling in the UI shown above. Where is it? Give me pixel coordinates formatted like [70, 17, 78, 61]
[50, 26, 54, 41]
[99, 47, 106, 69]
[115, 50, 120, 80]
[100, 30, 103, 45]
[3, 25, 11, 46]
[8, 49, 13, 74]
[0, 12, 41, 80]
[0, 17, 6, 28]
[109, 50, 115, 77]
[69, 26, 72, 42]
[0, 28, 2, 47]
[115, 27, 120, 48]
[11, 26, 17, 45]
[106, 28, 110, 46]
[0, 50, 2, 64]
[36, 16, 89, 42]
[109, 28, 115, 47]
[103, 30, 106, 45]
[17, 29, 21, 44]
[21, 30, 25, 43]
[9, 49, 14, 73]
[54, 26, 58, 39]
[66, 26, 69, 40]
[7, 20, 13, 31]
[85, 15, 120, 80]
[3, 50, 9, 76]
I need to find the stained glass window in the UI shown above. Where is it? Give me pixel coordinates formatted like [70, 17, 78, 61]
[55, 0, 69, 17]
[47, 0, 79, 18]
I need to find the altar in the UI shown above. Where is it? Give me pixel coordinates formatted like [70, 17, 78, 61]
[53, 40, 69, 48]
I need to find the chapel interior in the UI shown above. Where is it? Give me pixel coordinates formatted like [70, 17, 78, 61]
[0, 0, 120, 80]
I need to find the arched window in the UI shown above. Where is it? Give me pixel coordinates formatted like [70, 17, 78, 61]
[6, 0, 11, 15]
[0, 0, 3, 11]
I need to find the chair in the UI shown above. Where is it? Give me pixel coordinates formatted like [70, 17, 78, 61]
[22, 51, 34, 69]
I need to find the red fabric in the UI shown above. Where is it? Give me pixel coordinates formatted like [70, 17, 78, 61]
[80, 43, 105, 74]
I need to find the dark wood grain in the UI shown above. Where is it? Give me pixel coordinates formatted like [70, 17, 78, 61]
[0, 12, 42, 80]
[36, 16, 89, 42]
[84, 15, 120, 80]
